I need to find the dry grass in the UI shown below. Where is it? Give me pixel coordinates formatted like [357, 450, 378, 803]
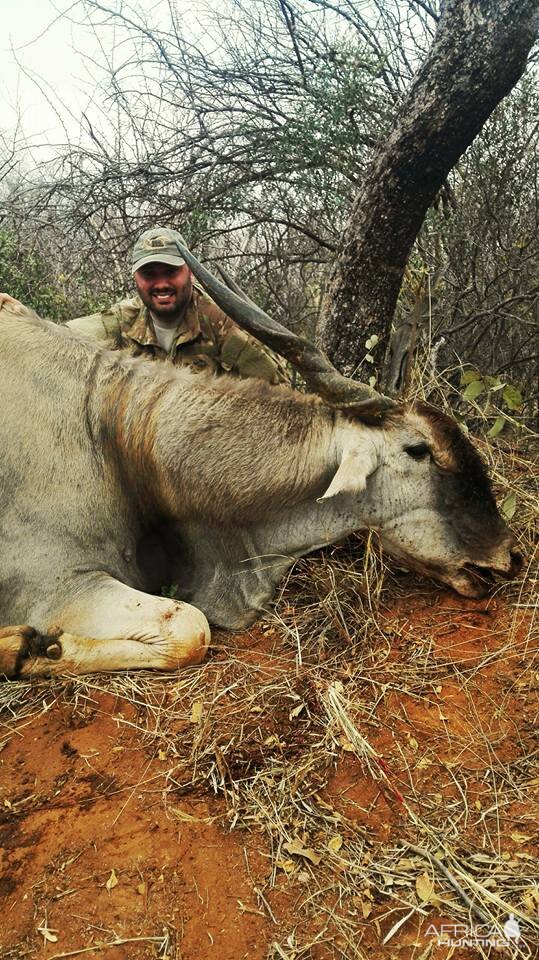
[1, 424, 537, 959]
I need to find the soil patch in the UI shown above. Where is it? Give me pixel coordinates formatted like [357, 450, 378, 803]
[1, 585, 537, 959]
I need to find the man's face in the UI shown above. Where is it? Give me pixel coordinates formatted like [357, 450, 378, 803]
[134, 262, 193, 322]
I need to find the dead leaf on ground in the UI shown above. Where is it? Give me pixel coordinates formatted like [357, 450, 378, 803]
[510, 831, 533, 844]
[283, 839, 321, 866]
[327, 835, 343, 853]
[190, 700, 203, 723]
[37, 923, 58, 943]
[416, 872, 436, 904]
[360, 899, 372, 919]
[276, 858, 296, 874]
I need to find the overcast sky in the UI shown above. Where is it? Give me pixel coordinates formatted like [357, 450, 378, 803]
[1, 2, 93, 147]
[0, 0, 218, 161]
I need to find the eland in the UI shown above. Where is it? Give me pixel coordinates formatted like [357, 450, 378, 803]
[0, 244, 522, 677]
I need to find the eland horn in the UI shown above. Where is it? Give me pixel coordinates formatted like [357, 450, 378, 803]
[174, 239, 396, 417]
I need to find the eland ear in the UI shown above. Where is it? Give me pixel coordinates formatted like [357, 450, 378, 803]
[318, 441, 379, 501]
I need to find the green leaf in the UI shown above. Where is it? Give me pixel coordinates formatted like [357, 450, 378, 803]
[486, 378, 507, 394]
[487, 417, 506, 438]
[462, 380, 485, 401]
[501, 492, 517, 520]
[502, 385, 523, 411]
[460, 370, 482, 386]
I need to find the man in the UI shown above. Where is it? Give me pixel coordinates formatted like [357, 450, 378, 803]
[67, 227, 287, 383]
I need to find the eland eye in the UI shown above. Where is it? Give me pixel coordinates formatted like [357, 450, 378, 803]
[404, 443, 430, 461]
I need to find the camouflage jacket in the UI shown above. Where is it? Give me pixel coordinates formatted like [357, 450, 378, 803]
[66, 288, 288, 384]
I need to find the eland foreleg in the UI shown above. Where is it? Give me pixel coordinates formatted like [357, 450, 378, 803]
[1, 575, 209, 678]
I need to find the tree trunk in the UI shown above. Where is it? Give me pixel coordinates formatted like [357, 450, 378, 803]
[318, 0, 539, 380]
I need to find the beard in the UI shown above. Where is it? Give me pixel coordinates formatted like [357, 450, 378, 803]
[136, 281, 192, 323]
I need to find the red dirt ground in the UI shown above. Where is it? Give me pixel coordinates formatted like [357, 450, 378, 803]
[0, 588, 537, 960]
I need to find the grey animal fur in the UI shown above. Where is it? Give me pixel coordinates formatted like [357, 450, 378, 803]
[0, 298, 520, 676]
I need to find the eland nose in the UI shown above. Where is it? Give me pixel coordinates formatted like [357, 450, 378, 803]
[509, 548, 524, 576]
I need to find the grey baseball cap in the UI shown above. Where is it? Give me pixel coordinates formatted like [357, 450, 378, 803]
[132, 227, 188, 273]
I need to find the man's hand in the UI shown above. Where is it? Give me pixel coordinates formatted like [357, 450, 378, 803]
[0, 292, 25, 312]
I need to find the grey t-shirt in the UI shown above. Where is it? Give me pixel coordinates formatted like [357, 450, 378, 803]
[152, 318, 179, 353]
